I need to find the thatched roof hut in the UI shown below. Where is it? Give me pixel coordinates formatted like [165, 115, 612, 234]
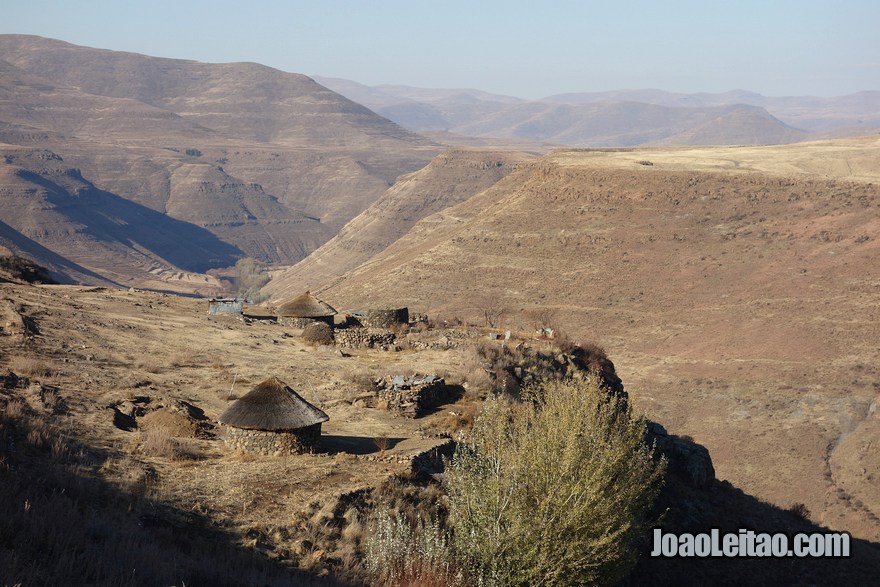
[220, 377, 328, 454]
[277, 291, 337, 319]
[220, 377, 328, 430]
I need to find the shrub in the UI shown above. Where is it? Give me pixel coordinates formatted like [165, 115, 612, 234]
[233, 257, 270, 302]
[788, 502, 811, 521]
[365, 510, 463, 587]
[302, 322, 334, 346]
[445, 376, 666, 586]
[0, 255, 56, 284]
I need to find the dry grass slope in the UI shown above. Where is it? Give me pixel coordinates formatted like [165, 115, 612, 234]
[293, 137, 880, 543]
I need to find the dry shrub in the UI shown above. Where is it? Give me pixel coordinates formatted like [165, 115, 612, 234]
[334, 452, 356, 466]
[302, 322, 334, 346]
[448, 403, 481, 434]
[390, 321, 410, 336]
[575, 341, 609, 368]
[348, 369, 377, 394]
[365, 509, 463, 587]
[524, 307, 559, 331]
[8, 355, 55, 378]
[232, 449, 257, 463]
[139, 428, 201, 461]
[171, 348, 200, 368]
[3, 399, 27, 421]
[374, 436, 390, 456]
[410, 320, 430, 334]
[462, 367, 494, 398]
[136, 356, 166, 374]
[340, 507, 365, 546]
[446, 377, 665, 586]
[26, 417, 52, 451]
[788, 502, 811, 521]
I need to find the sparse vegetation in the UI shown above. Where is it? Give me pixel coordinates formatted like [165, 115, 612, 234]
[789, 502, 811, 521]
[139, 427, 202, 462]
[0, 397, 311, 586]
[365, 509, 462, 587]
[8, 355, 56, 378]
[0, 255, 56, 284]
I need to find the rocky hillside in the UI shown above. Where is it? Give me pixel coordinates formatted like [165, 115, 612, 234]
[266, 149, 539, 297]
[0, 35, 440, 291]
[284, 137, 880, 542]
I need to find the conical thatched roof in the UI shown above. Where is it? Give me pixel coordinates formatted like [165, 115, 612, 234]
[219, 377, 329, 431]
[276, 291, 337, 318]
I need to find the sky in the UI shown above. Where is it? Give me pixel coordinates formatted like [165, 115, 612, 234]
[2, 0, 878, 99]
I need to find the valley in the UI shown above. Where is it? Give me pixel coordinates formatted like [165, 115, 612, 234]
[0, 32, 878, 586]
[271, 137, 880, 542]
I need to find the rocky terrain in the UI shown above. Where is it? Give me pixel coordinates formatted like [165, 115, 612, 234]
[1, 280, 878, 585]
[271, 136, 880, 543]
[1, 32, 879, 585]
[268, 148, 539, 293]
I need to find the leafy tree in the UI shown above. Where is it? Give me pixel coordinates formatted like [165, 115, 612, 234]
[233, 257, 269, 302]
[446, 376, 665, 587]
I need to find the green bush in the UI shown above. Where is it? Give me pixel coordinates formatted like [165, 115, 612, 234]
[445, 376, 665, 586]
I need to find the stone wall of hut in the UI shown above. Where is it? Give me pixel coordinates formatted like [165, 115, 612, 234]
[278, 316, 333, 328]
[334, 327, 396, 349]
[355, 308, 409, 329]
[224, 423, 321, 455]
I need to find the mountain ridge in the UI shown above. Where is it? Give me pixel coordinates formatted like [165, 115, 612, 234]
[315, 76, 880, 145]
[0, 35, 441, 291]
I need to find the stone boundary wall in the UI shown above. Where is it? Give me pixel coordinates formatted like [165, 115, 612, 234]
[334, 327, 396, 349]
[224, 423, 321, 455]
[353, 437, 455, 470]
[376, 378, 454, 417]
[410, 438, 456, 476]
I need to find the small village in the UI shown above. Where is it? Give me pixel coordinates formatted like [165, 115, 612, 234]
[208, 290, 507, 459]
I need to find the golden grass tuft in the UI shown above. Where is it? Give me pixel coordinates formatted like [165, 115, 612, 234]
[8, 355, 57, 378]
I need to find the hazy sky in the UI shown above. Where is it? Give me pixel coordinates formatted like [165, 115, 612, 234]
[3, 0, 877, 98]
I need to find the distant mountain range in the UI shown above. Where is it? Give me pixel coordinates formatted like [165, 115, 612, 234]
[0, 34, 877, 292]
[315, 76, 880, 147]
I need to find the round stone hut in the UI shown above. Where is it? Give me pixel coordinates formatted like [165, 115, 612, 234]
[358, 307, 409, 329]
[276, 291, 337, 328]
[219, 377, 329, 455]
